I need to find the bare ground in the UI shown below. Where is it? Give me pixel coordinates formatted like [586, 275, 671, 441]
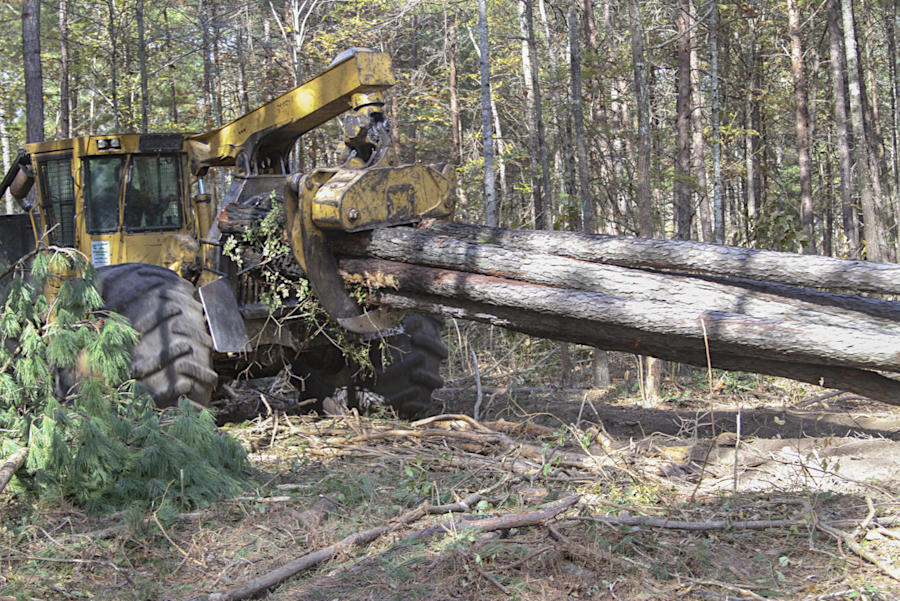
[2, 362, 900, 601]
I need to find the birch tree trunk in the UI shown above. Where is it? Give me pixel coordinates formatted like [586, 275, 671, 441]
[478, 0, 498, 226]
[0, 105, 11, 213]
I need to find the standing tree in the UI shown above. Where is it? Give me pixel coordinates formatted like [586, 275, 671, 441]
[478, 0, 498, 226]
[23, 0, 43, 143]
[788, 0, 815, 253]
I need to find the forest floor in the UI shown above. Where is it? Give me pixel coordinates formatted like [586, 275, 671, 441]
[2, 351, 900, 600]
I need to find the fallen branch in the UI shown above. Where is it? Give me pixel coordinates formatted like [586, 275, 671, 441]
[816, 521, 900, 582]
[0, 448, 27, 495]
[189, 485, 573, 601]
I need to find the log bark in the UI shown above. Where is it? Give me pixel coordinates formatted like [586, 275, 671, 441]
[419, 221, 900, 295]
[365, 288, 900, 406]
[331, 227, 900, 332]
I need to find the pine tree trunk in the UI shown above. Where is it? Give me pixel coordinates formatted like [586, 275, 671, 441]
[22, 0, 44, 144]
[449, 13, 461, 168]
[841, 0, 883, 260]
[106, 0, 119, 132]
[674, 0, 692, 240]
[690, 0, 711, 242]
[628, 0, 653, 239]
[570, 0, 610, 387]
[710, 2, 723, 243]
[828, 0, 860, 256]
[788, 0, 815, 254]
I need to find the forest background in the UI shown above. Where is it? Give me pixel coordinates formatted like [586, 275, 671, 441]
[5, 0, 900, 392]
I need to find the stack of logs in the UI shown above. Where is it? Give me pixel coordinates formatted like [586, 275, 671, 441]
[220, 206, 900, 406]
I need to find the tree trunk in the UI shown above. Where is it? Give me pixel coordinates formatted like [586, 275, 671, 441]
[222, 206, 900, 405]
[674, 0, 692, 240]
[408, 16, 418, 163]
[628, 0, 653, 239]
[709, 2, 723, 244]
[828, 0, 860, 256]
[106, 0, 119, 132]
[570, 0, 608, 386]
[518, 0, 552, 230]
[449, 13, 461, 168]
[137, 0, 148, 133]
[413, 221, 900, 295]
[0, 105, 10, 213]
[336, 256, 900, 406]
[22, 0, 44, 144]
[59, 0, 71, 138]
[477, 0, 497, 227]
[690, 0, 711, 242]
[841, 0, 883, 260]
[375, 284, 900, 405]
[570, 2, 594, 236]
[164, 8, 179, 124]
[788, 0, 815, 254]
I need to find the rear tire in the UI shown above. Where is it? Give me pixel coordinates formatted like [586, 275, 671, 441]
[98, 263, 217, 407]
[355, 314, 447, 418]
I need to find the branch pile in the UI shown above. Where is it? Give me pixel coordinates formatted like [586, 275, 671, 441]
[221, 208, 900, 404]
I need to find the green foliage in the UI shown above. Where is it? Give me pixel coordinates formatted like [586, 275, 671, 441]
[0, 248, 247, 514]
[222, 197, 378, 375]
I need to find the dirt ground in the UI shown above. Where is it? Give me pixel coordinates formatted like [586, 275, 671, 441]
[2, 361, 900, 601]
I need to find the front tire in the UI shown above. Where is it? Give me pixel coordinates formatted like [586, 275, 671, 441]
[98, 264, 217, 407]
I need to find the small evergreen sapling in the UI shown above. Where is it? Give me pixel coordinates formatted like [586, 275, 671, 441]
[0, 247, 247, 514]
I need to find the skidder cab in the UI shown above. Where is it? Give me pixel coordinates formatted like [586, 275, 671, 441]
[2, 134, 202, 276]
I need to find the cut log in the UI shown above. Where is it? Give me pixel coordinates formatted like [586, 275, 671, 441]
[423, 221, 900, 296]
[331, 227, 900, 332]
[337, 259, 900, 405]
[217, 203, 900, 405]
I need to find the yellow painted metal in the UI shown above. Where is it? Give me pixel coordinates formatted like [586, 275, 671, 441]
[23, 133, 198, 271]
[186, 51, 396, 173]
[310, 164, 456, 232]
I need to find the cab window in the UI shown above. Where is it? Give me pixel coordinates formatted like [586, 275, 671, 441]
[84, 156, 124, 233]
[37, 154, 76, 246]
[124, 154, 183, 231]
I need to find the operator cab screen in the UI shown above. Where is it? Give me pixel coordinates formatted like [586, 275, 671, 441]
[84, 154, 184, 233]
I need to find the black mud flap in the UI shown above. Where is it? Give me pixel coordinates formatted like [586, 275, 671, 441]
[198, 277, 251, 353]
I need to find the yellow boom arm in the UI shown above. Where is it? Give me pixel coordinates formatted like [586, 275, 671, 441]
[186, 50, 396, 176]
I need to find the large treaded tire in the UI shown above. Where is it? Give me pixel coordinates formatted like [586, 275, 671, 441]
[356, 314, 448, 418]
[98, 263, 217, 408]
